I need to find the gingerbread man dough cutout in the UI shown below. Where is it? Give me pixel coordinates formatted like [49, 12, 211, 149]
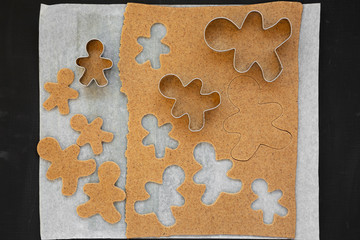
[76, 39, 113, 87]
[70, 114, 114, 155]
[43, 68, 79, 115]
[37, 137, 96, 196]
[77, 161, 126, 224]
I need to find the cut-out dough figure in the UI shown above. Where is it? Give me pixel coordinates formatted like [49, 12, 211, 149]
[193, 142, 242, 205]
[76, 39, 113, 87]
[77, 161, 125, 224]
[37, 137, 96, 196]
[142, 114, 179, 158]
[224, 75, 291, 161]
[43, 68, 79, 115]
[134, 165, 185, 226]
[251, 179, 288, 224]
[135, 23, 170, 69]
[204, 11, 292, 82]
[159, 74, 221, 131]
[70, 114, 114, 155]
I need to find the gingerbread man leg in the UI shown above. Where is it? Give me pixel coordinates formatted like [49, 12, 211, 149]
[62, 175, 79, 196]
[100, 204, 122, 224]
[77, 200, 99, 219]
[89, 141, 103, 155]
[57, 99, 70, 115]
[42, 94, 57, 111]
[94, 73, 108, 86]
[79, 69, 93, 86]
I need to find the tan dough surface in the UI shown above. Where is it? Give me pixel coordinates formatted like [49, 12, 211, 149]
[119, 2, 302, 238]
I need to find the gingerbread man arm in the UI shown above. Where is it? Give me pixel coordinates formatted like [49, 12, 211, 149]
[76, 159, 97, 177]
[43, 83, 60, 111]
[44, 82, 59, 93]
[91, 117, 103, 128]
[63, 87, 79, 100]
[92, 117, 114, 143]
[101, 131, 114, 143]
[111, 187, 126, 201]
[76, 134, 87, 146]
[101, 58, 113, 69]
[63, 144, 80, 158]
[83, 183, 100, 195]
[259, 102, 283, 120]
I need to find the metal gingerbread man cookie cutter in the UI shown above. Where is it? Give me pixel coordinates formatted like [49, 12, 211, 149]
[204, 10, 293, 83]
[76, 38, 113, 87]
[158, 74, 221, 132]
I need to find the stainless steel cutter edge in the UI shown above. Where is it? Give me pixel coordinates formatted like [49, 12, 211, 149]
[158, 73, 221, 132]
[204, 10, 293, 83]
[75, 38, 113, 87]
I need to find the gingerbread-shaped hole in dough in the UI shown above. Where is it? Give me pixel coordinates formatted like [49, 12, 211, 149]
[135, 23, 170, 69]
[193, 142, 242, 205]
[141, 114, 179, 158]
[134, 165, 185, 226]
[251, 178, 288, 224]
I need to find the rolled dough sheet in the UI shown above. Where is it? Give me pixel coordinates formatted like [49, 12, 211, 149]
[38, 3, 319, 239]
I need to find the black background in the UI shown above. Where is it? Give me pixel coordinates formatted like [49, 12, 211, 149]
[1, 0, 359, 239]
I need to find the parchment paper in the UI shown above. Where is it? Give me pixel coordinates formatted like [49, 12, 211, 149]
[39, 4, 127, 239]
[39, 3, 319, 239]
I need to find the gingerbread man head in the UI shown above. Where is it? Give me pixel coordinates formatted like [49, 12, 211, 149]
[98, 160, 120, 184]
[57, 68, 75, 85]
[70, 114, 88, 132]
[86, 39, 105, 57]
